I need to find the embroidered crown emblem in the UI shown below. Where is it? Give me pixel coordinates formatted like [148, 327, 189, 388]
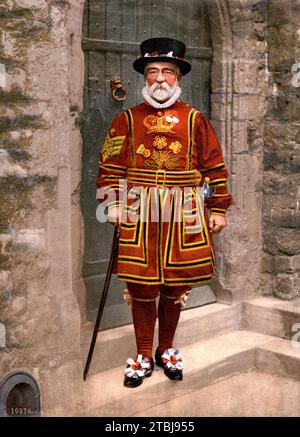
[143, 114, 176, 134]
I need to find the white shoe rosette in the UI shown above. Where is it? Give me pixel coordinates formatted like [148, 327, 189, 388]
[124, 354, 151, 378]
[161, 348, 184, 371]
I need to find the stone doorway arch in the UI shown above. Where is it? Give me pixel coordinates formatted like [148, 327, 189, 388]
[68, 0, 266, 329]
[80, 0, 218, 330]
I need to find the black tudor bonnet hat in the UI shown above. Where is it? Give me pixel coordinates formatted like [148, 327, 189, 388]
[133, 37, 192, 76]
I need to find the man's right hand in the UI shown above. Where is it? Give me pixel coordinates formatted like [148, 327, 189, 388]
[107, 206, 120, 225]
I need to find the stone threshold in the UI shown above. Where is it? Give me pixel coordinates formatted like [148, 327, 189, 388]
[77, 296, 300, 416]
[243, 296, 300, 339]
[80, 295, 300, 375]
[81, 330, 300, 417]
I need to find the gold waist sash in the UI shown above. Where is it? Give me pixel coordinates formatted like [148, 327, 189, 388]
[127, 168, 202, 188]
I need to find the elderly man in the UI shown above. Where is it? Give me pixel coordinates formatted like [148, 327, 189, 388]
[97, 38, 233, 388]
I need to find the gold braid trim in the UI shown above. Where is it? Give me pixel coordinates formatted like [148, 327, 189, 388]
[132, 297, 157, 302]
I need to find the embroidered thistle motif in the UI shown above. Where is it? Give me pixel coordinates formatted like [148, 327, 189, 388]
[143, 149, 180, 170]
[169, 141, 182, 154]
[143, 114, 176, 134]
[153, 135, 168, 150]
[137, 144, 151, 158]
[101, 134, 126, 162]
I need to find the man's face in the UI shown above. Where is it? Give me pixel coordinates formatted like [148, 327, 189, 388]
[144, 62, 181, 103]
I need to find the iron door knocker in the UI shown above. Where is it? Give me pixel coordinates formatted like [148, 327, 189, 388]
[110, 76, 127, 102]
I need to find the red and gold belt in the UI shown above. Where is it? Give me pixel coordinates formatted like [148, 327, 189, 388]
[127, 168, 202, 188]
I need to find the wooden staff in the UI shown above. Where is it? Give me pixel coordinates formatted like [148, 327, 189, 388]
[83, 226, 120, 381]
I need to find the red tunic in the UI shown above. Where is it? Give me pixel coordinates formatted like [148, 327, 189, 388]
[97, 100, 233, 286]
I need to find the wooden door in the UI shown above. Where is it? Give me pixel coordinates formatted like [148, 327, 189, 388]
[81, 0, 215, 330]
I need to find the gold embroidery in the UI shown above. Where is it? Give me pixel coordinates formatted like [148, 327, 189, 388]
[153, 135, 168, 150]
[101, 134, 126, 162]
[169, 141, 182, 154]
[143, 150, 180, 170]
[137, 144, 151, 158]
[143, 114, 176, 134]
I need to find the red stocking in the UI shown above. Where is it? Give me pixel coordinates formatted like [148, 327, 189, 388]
[157, 296, 181, 354]
[131, 298, 157, 360]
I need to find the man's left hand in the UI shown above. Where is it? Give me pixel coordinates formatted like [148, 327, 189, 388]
[209, 214, 227, 234]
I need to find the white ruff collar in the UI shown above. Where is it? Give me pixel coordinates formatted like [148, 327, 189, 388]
[142, 86, 182, 109]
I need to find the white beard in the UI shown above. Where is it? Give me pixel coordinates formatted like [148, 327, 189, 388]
[148, 81, 175, 101]
[142, 80, 182, 109]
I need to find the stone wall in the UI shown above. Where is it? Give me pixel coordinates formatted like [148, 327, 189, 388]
[208, 0, 268, 303]
[261, 0, 300, 299]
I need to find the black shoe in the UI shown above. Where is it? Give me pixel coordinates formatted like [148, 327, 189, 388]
[155, 348, 183, 381]
[123, 355, 154, 388]
[124, 373, 144, 388]
[155, 348, 164, 368]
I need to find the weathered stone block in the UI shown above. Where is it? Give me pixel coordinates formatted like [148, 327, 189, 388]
[267, 94, 300, 123]
[233, 93, 266, 120]
[264, 141, 299, 174]
[262, 253, 273, 273]
[263, 193, 298, 212]
[260, 272, 274, 296]
[210, 60, 232, 94]
[273, 273, 299, 300]
[14, 0, 47, 10]
[268, 24, 298, 72]
[11, 296, 27, 316]
[2, 66, 27, 93]
[273, 255, 300, 273]
[210, 93, 228, 121]
[264, 120, 300, 143]
[263, 225, 300, 256]
[269, 209, 300, 229]
[0, 323, 5, 348]
[0, 270, 13, 292]
[0, 149, 28, 177]
[263, 170, 297, 195]
[233, 58, 265, 94]
[267, 0, 300, 26]
[12, 229, 46, 251]
[0, 63, 7, 88]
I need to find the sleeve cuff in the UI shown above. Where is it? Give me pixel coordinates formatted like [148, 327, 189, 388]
[209, 208, 227, 216]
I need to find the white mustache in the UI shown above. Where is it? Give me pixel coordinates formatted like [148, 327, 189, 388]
[148, 81, 172, 93]
[146, 80, 178, 102]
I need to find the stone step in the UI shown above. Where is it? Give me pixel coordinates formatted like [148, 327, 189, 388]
[81, 330, 300, 417]
[81, 301, 242, 374]
[243, 296, 300, 340]
[135, 369, 300, 417]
